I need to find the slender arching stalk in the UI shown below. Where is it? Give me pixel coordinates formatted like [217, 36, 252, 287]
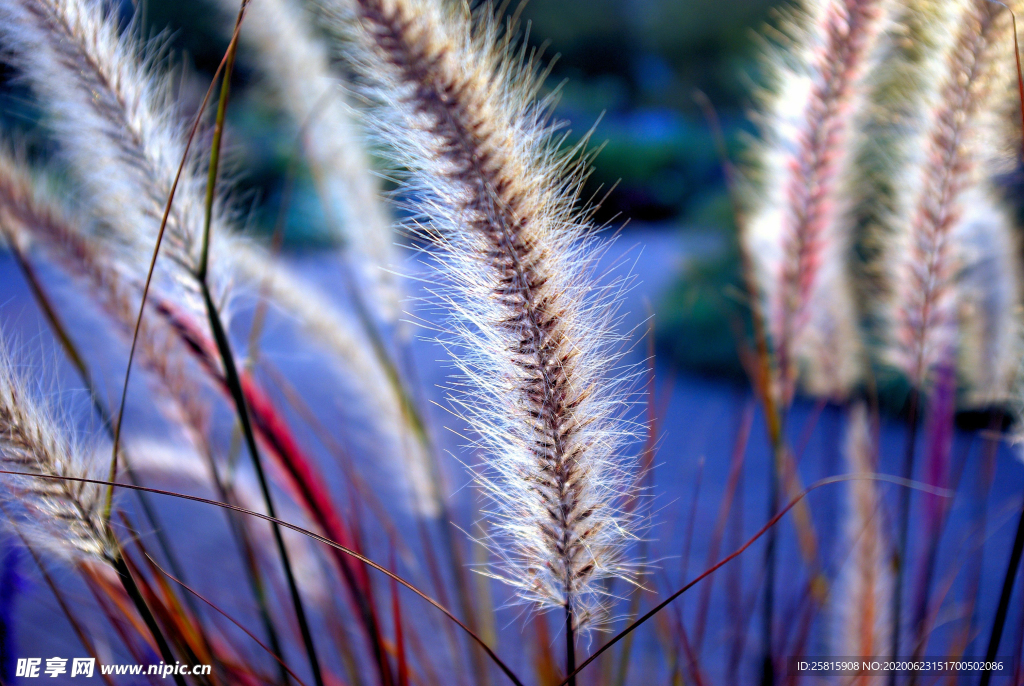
[145, 555, 312, 686]
[0, 232, 213, 651]
[193, 5, 327, 684]
[979, 500, 1024, 686]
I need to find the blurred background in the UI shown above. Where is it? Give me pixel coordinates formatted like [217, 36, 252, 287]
[0, 0, 781, 380]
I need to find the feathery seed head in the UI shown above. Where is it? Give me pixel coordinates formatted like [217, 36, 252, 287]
[0, 146, 216, 450]
[321, 0, 644, 628]
[0, 0, 435, 515]
[0, 0, 234, 320]
[0, 340, 110, 562]
[848, 0, 957, 349]
[216, 0, 402, 321]
[886, 0, 1018, 389]
[746, 0, 889, 401]
[792, 258, 863, 400]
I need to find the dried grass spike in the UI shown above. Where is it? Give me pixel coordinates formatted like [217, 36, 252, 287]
[0, 0, 434, 516]
[222, 0, 401, 320]
[887, 0, 1017, 388]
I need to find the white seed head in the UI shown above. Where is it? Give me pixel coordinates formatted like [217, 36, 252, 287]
[746, 0, 890, 400]
[319, 0, 645, 629]
[0, 339, 110, 562]
[885, 0, 1019, 388]
[216, 0, 402, 321]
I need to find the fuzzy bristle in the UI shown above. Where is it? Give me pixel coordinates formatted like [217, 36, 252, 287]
[953, 191, 1021, 406]
[320, 0, 643, 628]
[795, 259, 863, 400]
[0, 146, 220, 454]
[0, 0, 215, 294]
[0, 0, 438, 516]
[851, 0, 954, 325]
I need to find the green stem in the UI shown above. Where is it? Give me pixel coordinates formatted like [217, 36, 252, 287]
[200, 284, 325, 686]
[890, 388, 920, 686]
[109, 551, 187, 686]
[194, 2, 321, 682]
[197, 0, 246, 284]
[979, 497, 1024, 686]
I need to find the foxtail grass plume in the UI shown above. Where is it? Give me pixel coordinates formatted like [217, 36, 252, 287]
[833, 402, 891, 678]
[218, 0, 402, 321]
[0, 0, 223, 312]
[0, 336, 110, 562]
[320, 0, 643, 629]
[887, 0, 1019, 388]
[797, 250, 863, 400]
[746, 0, 889, 401]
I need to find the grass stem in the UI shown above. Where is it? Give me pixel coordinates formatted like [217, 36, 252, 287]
[565, 604, 576, 686]
[6, 240, 210, 643]
[193, 3, 326, 683]
[979, 496, 1024, 686]
[109, 550, 187, 686]
[200, 282, 326, 686]
[890, 387, 920, 683]
[0, 468, 526, 686]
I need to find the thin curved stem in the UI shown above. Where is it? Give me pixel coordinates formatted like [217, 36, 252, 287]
[200, 283, 326, 686]
[890, 387, 920, 684]
[107, 551, 187, 686]
[979, 498, 1024, 686]
[6, 241, 210, 643]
